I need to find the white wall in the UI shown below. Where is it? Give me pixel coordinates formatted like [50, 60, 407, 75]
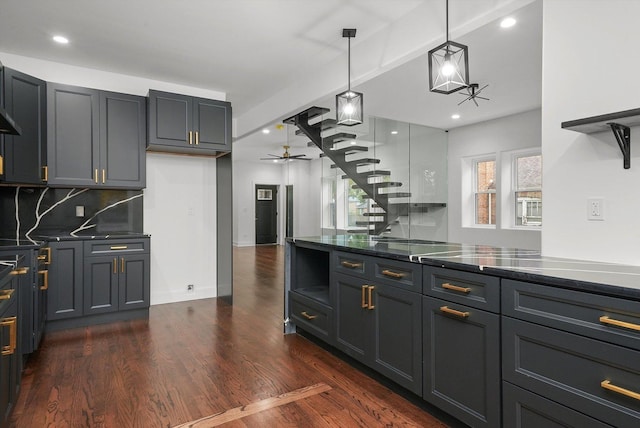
[0, 52, 226, 303]
[541, 1, 640, 265]
[448, 109, 541, 249]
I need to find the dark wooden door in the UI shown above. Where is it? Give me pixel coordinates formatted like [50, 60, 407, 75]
[47, 241, 84, 320]
[47, 83, 100, 187]
[100, 91, 146, 189]
[193, 97, 231, 151]
[147, 90, 192, 148]
[83, 256, 119, 315]
[255, 184, 278, 244]
[1, 68, 47, 184]
[119, 254, 150, 310]
[423, 297, 501, 428]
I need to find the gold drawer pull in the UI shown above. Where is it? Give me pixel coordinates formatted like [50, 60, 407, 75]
[10, 267, 29, 275]
[188, 131, 193, 145]
[0, 317, 17, 356]
[367, 285, 375, 310]
[102, 169, 106, 184]
[39, 247, 51, 265]
[39, 270, 48, 290]
[42, 165, 48, 182]
[442, 282, 471, 294]
[361, 285, 367, 308]
[599, 316, 640, 332]
[110, 245, 128, 250]
[381, 269, 405, 279]
[0, 289, 15, 301]
[195, 131, 200, 145]
[601, 380, 640, 401]
[341, 261, 362, 269]
[301, 311, 317, 320]
[440, 306, 469, 318]
[94, 168, 99, 183]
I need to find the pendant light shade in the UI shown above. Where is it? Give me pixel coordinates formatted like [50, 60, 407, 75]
[336, 28, 363, 126]
[428, 0, 469, 94]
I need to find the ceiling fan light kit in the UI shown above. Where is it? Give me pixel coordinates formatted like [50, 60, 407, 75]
[336, 28, 364, 126]
[428, 0, 470, 94]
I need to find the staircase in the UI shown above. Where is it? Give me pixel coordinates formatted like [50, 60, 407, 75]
[284, 106, 410, 235]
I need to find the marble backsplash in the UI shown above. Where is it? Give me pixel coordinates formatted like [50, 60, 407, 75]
[0, 187, 143, 241]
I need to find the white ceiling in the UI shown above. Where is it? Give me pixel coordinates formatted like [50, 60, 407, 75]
[0, 0, 541, 162]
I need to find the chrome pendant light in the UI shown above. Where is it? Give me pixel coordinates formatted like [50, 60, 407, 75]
[428, 0, 469, 94]
[336, 28, 363, 126]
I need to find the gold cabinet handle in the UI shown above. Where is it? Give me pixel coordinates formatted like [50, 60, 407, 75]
[301, 311, 317, 320]
[0, 289, 15, 301]
[94, 168, 99, 183]
[367, 286, 375, 310]
[188, 131, 193, 145]
[110, 245, 128, 250]
[0, 154, 3, 175]
[195, 131, 199, 145]
[361, 285, 368, 308]
[38, 247, 51, 265]
[440, 306, 469, 318]
[599, 316, 640, 332]
[121, 257, 125, 273]
[102, 169, 106, 184]
[442, 282, 472, 294]
[601, 380, 640, 401]
[0, 317, 17, 356]
[381, 269, 405, 279]
[10, 267, 29, 275]
[39, 270, 48, 290]
[341, 261, 362, 269]
[113, 258, 117, 274]
[42, 166, 48, 182]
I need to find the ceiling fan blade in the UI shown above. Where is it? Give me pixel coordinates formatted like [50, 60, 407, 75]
[458, 97, 470, 106]
[473, 98, 479, 107]
[260, 157, 282, 160]
[476, 96, 490, 101]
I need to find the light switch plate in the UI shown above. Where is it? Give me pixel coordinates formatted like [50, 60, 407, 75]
[75, 205, 85, 217]
[587, 198, 604, 221]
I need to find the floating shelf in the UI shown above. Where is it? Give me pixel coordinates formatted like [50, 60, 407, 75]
[561, 108, 640, 169]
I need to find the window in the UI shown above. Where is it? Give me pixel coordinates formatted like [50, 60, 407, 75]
[346, 179, 367, 228]
[475, 159, 496, 225]
[514, 154, 542, 226]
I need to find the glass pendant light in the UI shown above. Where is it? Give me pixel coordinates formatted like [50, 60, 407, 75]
[336, 28, 363, 126]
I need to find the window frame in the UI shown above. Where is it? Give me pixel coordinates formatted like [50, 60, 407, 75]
[512, 151, 542, 227]
[473, 157, 497, 227]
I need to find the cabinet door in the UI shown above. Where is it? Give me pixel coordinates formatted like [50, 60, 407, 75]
[118, 253, 150, 310]
[423, 297, 501, 428]
[84, 256, 119, 315]
[0, 299, 18, 428]
[334, 272, 368, 361]
[47, 241, 83, 320]
[193, 97, 231, 151]
[147, 90, 192, 149]
[1, 68, 47, 184]
[47, 83, 100, 187]
[370, 284, 422, 394]
[100, 91, 146, 189]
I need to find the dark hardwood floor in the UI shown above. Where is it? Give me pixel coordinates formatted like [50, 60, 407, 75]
[10, 245, 449, 427]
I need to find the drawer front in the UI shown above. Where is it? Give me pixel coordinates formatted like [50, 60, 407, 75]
[503, 279, 640, 351]
[0, 272, 18, 315]
[423, 266, 500, 313]
[503, 317, 640, 427]
[84, 238, 149, 256]
[372, 258, 422, 293]
[333, 251, 368, 278]
[503, 382, 613, 428]
[289, 291, 332, 341]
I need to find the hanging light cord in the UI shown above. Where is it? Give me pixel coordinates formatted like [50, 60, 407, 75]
[347, 35, 352, 92]
[445, 0, 449, 42]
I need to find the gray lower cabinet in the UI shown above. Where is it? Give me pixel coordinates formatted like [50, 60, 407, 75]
[47, 83, 146, 189]
[147, 89, 232, 155]
[334, 271, 422, 394]
[47, 241, 83, 321]
[0, 266, 20, 428]
[422, 296, 501, 428]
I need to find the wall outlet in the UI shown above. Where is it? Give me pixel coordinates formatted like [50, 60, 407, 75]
[75, 205, 85, 217]
[187, 284, 194, 292]
[587, 198, 604, 221]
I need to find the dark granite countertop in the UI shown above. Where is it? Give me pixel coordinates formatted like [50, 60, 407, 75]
[290, 235, 640, 300]
[0, 238, 45, 250]
[34, 231, 150, 242]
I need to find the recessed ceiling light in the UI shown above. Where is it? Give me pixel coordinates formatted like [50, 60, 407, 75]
[500, 17, 517, 28]
[52, 35, 69, 44]
[390, 131, 398, 135]
[451, 114, 461, 119]
[272, 159, 278, 163]
[350, 140, 357, 145]
[262, 128, 270, 134]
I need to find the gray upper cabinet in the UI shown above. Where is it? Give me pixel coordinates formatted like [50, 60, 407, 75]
[147, 89, 231, 155]
[0, 67, 47, 184]
[47, 83, 146, 189]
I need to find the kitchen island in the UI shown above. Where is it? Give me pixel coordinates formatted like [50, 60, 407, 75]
[285, 235, 640, 428]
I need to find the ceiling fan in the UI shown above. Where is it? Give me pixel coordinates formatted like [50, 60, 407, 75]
[260, 145, 311, 161]
[458, 83, 490, 106]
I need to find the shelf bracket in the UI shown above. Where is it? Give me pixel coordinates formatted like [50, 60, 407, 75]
[608, 122, 630, 169]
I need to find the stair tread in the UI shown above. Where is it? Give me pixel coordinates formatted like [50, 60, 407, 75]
[295, 118, 337, 135]
[341, 170, 391, 180]
[363, 212, 387, 217]
[323, 132, 357, 144]
[383, 192, 412, 198]
[328, 146, 368, 156]
[283, 106, 330, 124]
[332, 158, 380, 168]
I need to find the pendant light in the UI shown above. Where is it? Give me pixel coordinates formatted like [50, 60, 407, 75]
[336, 28, 363, 126]
[428, 0, 469, 94]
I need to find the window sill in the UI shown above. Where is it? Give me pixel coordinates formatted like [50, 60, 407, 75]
[502, 226, 542, 232]
[462, 225, 497, 230]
